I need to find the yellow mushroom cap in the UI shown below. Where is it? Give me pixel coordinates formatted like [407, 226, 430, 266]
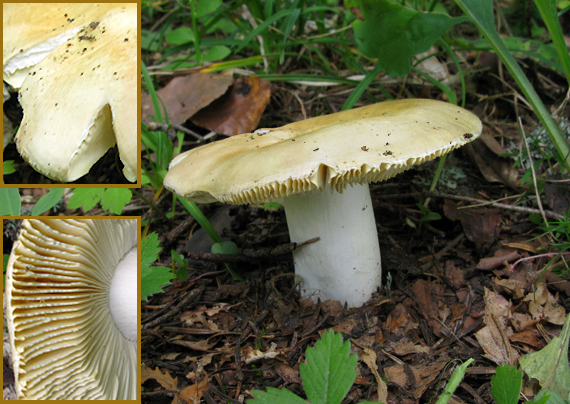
[164, 99, 482, 203]
[3, 3, 137, 182]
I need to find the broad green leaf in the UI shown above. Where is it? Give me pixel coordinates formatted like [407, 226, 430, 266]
[0, 188, 21, 215]
[100, 188, 132, 215]
[491, 365, 523, 404]
[212, 241, 238, 255]
[31, 188, 65, 216]
[141, 233, 173, 301]
[249, 386, 307, 404]
[67, 188, 104, 212]
[345, 0, 465, 77]
[3, 160, 16, 175]
[165, 27, 194, 45]
[300, 329, 357, 404]
[203, 45, 231, 61]
[195, 0, 222, 18]
[520, 313, 570, 399]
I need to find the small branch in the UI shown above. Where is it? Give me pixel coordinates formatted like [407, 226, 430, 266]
[376, 191, 564, 221]
[186, 237, 320, 263]
[146, 121, 204, 141]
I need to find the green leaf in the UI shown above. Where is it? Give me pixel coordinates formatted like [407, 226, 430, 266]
[165, 27, 194, 45]
[100, 188, 132, 215]
[203, 45, 231, 61]
[435, 359, 474, 404]
[31, 188, 65, 216]
[249, 386, 307, 404]
[491, 365, 523, 404]
[67, 188, 105, 212]
[212, 241, 238, 255]
[345, 0, 465, 76]
[195, 0, 222, 18]
[519, 313, 570, 399]
[141, 232, 173, 301]
[3, 160, 16, 175]
[300, 329, 357, 404]
[0, 188, 21, 215]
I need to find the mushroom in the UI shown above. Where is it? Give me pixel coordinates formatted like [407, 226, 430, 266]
[2, 3, 137, 182]
[5, 218, 138, 399]
[163, 99, 482, 307]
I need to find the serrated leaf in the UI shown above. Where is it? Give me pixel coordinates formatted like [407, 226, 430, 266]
[520, 313, 570, 398]
[31, 188, 64, 216]
[67, 188, 104, 212]
[141, 265, 173, 301]
[141, 232, 172, 301]
[100, 188, 132, 215]
[248, 386, 307, 404]
[142, 232, 162, 268]
[491, 365, 523, 404]
[0, 188, 21, 215]
[300, 329, 357, 404]
[345, 0, 465, 77]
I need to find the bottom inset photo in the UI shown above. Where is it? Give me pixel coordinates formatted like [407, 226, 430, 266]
[3, 217, 139, 400]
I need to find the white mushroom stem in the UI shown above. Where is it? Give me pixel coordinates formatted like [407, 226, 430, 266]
[109, 246, 138, 343]
[283, 183, 381, 307]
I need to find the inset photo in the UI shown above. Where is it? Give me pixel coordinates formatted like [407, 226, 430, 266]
[3, 217, 139, 400]
[2, 3, 139, 185]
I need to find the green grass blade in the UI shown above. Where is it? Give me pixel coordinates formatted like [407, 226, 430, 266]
[453, 0, 570, 171]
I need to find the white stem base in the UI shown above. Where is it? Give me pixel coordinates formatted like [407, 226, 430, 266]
[283, 183, 381, 307]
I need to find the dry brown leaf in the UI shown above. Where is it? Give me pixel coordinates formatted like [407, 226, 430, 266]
[444, 200, 502, 250]
[171, 339, 216, 352]
[360, 348, 388, 403]
[191, 76, 272, 136]
[475, 288, 519, 366]
[524, 283, 567, 325]
[141, 365, 178, 390]
[464, 133, 518, 188]
[179, 378, 209, 404]
[274, 363, 302, 384]
[141, 72, 233, 125]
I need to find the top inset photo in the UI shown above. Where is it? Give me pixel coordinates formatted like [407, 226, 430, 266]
[2, 2, 139, 186]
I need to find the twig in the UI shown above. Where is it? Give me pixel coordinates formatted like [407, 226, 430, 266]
[146, 121, 204, 141]
[376, 191, 564, 220]
[186, 237, 320, 263]
[142, 282, 205, 329]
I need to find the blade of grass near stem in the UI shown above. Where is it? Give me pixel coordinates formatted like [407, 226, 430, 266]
[453, 0, 570, 171]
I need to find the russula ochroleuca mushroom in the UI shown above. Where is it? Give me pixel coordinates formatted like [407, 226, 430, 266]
[6, 218, 138, 399]
[163, 99, 482, 307]
[2, 3, 137, 182]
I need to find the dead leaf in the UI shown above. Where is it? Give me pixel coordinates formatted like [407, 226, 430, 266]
[361, 348, 388, 403]
[475, 288, 519, 366]
[180, 378, 209, 404]
[171, 338, 217, 352]
[274, 363, 302, 384]
[141, 365, 178, 390]
[464, 133, 518, 188]
[191, 76, 272, 135]
[141, 72, 233, 125]
[524, 283, 567, 325]
[444, 200, 502, 250]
